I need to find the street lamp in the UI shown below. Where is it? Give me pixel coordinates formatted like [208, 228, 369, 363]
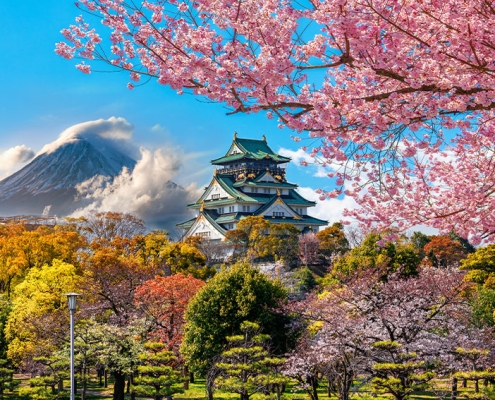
[65, 293, 81, 400]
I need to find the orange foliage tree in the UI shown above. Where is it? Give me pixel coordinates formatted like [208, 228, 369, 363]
[134, 273, 205, 352]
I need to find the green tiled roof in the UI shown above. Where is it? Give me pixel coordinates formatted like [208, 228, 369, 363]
[211, 137, 291, 165]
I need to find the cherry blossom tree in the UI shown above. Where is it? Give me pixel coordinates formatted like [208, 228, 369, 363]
[57, 0, 495, 243]
[284, 267, 491, 400]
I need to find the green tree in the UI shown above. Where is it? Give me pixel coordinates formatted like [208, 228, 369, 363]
[371, 341, 434, 400]
[132, 342, 184, 400]
[330, 233, 420, 279]
[214, 321, 287, 400]
[0, 360, 14, 399]
[266, 223, 300, 267]
[181, 262, 292, 375]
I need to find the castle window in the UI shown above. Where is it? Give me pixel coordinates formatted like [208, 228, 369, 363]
[212, 193, 220, 199]
[252, 187, 258, 193]
[273, 211, 284, 217]
[242, 205, 251, 212]
[218, 207, 224, 214]
[229, 206, 235, 213]
[264, 188, 270, 194]
[196, 232, 210, 237]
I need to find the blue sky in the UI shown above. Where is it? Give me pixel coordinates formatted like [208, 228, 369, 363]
[0, 0, 351, 227]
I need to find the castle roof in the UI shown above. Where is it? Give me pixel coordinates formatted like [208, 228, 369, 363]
[211, 135, 291, 165]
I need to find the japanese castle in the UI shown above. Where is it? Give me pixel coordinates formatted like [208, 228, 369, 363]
[177, 134, 327, 240]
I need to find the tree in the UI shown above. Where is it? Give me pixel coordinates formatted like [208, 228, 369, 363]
[316, 223, 349, 262]
[70, 211, 145, 241]
[5, 260, 83, 367]
[225, 217, 271, 262]
[58, 0, 495, 243]
[132, 342, 184, 400]
[298, 232, 320, 266]
[214, 321, 287, 400]
[330, 232, 420, 279]
[286, 267, 483, 400]
[134, 273, 205, 352]
[423, 235, 467, 268]
[181, 262, 293, 375]
[80, 236, 158, 325]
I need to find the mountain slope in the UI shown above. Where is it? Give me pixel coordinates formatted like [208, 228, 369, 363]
[0, 137, 136, 216]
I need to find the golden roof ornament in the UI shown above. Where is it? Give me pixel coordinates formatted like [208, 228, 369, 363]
[233, 132, 238, 140]
[276, 188, 281, 196]
[262, 134, 266, 142]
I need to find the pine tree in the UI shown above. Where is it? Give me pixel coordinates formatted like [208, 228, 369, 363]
[214, 321, 287, 400]
[132, 342, 183, 400]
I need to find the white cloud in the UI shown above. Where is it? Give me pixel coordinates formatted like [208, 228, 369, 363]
[71, 147, 202, 233]
[39, 117, 133, 155]
[297, 186, 359, 226]
[0, 145, 35, 179]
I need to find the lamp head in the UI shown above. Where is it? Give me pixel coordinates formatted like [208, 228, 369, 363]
[64, 293, 81, 311]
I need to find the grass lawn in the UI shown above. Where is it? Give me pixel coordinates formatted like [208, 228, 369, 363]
[0, 375, 489, 399]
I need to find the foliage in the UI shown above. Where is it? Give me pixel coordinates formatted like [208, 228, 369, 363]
[80, 236, 158, 325]
[298, 232, 320, 267]
[225, 217, 271, 262]
[181, 262, 292, 374]
[0, 225, 85, 295]
[292, 267, 317, 294]
[316, 223, 349, 261]
[5, 260, 82, 367]
[285, 267, 481, 400]
[132, 342, 184, 400]
[423, 236, 468, 268]
[68, 211, 145, 241]
[214, 321, 287, 400]
[330, 233, 420, 279]
[134, 273, 205, 351]
[370, 341, 434, 400]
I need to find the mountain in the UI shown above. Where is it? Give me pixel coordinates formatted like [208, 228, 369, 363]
[0, 137, 136, 217]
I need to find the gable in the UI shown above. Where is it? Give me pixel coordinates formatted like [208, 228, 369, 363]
[203, 180, 232, 201]
[187, 214, 225, 240]
[259, 198, 298, 218]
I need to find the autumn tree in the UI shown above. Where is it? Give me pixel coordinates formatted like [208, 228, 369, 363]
[224, 217, 271, 262]
[80, 236, 158, 325]
[181, 262, 293, 376]
[134, 273, 205, 352]
[5, 260, 83, 367]
[70, 211, 145, 241]
[316, 223, 349, 262]
[423, 236, 468, 268]
[0, 225, 85, 295]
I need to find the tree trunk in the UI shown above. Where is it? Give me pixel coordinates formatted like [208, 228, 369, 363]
[105, 369, 108, 388]
[183, 366, 189, 390]
[462, 378, 467, 388]
[113, 372, 126, 400]
[189, 371, 194, 384]
[452, 377, 458, 400]
[475, 379, 479, 393]
[58, 377, 64, 392]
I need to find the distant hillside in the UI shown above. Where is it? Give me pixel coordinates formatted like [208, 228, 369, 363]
[0, 137, 136, 217]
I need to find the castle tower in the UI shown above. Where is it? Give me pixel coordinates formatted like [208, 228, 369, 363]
[176, 134, 327, 239]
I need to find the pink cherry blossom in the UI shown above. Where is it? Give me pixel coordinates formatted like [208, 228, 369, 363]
[56, 0, 495, 242]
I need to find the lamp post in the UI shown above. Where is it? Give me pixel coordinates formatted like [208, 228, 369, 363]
[65, 293, 81, 400]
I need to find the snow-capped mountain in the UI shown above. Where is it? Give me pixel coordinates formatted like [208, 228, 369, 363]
[0, 137, 136, 217]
